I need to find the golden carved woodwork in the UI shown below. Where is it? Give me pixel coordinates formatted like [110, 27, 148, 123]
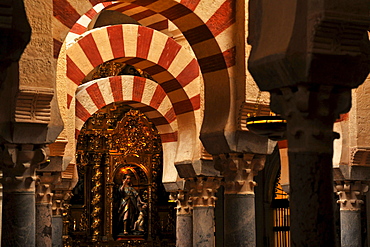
[68, 105, 174, 246]
[110, 110, 161, 155]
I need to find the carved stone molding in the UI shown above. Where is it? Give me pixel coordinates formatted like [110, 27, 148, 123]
[14, 87, 54, 124]
[170, 190, 192, 215]
[49, 137, 68, 157]
[1, 144, 48, 192]
[335, 181, 369, 211]
[350, 147, 370, 166]
[187, 177, 221, 207]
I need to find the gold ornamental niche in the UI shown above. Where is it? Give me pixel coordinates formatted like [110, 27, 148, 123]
[69, 104, 176, 246]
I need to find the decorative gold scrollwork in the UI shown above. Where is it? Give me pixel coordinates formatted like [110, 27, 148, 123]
[72, 103, 174, 245]
[91, 154, 103, 241]
[110, 110, 161, 156]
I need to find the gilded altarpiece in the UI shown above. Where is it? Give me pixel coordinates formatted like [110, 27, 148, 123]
[68, 106, 175, 246]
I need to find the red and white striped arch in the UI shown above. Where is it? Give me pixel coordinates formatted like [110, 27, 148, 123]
[66, 24, 200, 168]
[76, 75, 183, 181]
[54, 0, 235, 63]
[66, 24, 201, 118]
[66, 1, 117, 45]
[75, 76, 178, 143]
[66, 2, 171, 46]
[56, 0, 236, 152]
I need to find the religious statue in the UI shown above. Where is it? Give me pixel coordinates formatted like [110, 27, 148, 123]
[134, 202, 147, 232]
[117, 174, 146, 235]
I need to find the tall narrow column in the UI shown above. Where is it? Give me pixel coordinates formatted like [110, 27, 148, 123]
[248, 0, 369, 245]
[171, 190, 193, 247]
[336, 181, 368, 247]
[218, 153, 265, 247]
[1, 144, 47, 246]
[35, 173, 56, 247]
[270, 86, 351, 246]
[52, 190, 72, 247]
[188, 177, 221, 247]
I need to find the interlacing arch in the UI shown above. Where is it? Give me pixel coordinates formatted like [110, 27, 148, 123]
[75, 75, 178, 144]
[66, 24, 200, 115]
[75, 75, 181, 186]
[66, 1, 171, 45]
[66, 24, 200, 171]
[54, 0, 235, 145]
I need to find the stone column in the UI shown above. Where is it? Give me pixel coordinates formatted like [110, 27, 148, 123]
[171, 190, 193, 247]
[218, 153, 265, 247]
[269, 86, 351, 246]
[52, 190, 73, 247]
[335, 181, 368, 247]
[0, 170, 3, 243]
[35, 173, 57, 247]
[52, 215, 63, 247]
[248, 0, 369, 245]
[188, 177, 221, 247]
[0, 144, 48, 246]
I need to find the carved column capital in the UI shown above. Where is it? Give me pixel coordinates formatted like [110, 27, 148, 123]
[35, 179, 53, 205]
[1, 144, 48, 192]
[187, 177, 221, 207]
[216, 153, 265, 194]
[335, 181, 369, 211]
[170, 190, 192, 215]
[35, 172, 61, 204]
[270, 85, 351, 153]
[52, 190, 73, 216]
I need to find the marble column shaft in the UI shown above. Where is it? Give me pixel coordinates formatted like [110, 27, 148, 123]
[36, 175, 56, 247]
[188, 177, 220, 247]
[172, 191, 193, 247]
[248, 0, 369, 245]
[177, 214, 193, 247]
[36, 203, 52, 247]
[52, 215, 63, 247]
[2, 191, 36, 246]
[1, 144, 47, 246]
[52, 190, 73, 246]
[336, 181, 368, 247]
[289, 151, 336, 246]
[269, 86, 352, 246]
[218, 153, 265, 247]
[340, 211, 361, 247]
[224, 194, 255, 247]
[193, 207, 215, 247]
